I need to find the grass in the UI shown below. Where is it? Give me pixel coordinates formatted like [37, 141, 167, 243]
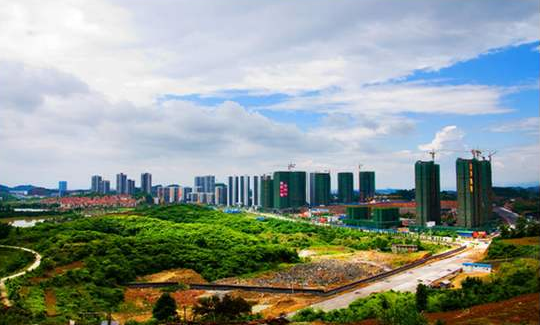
[0, 247, 35, 278]
[501, 236, 539, 246]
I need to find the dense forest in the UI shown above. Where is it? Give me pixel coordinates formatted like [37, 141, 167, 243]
[0, 247, 35, 278]
[0, 204, 444, 324]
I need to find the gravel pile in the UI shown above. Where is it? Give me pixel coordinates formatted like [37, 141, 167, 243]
[218, 260, 384, 288]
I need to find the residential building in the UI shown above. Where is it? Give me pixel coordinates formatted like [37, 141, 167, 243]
[456, 158, 493, 228]
[98, 180, 110, 194]
[359, 171, 375, 201]
[127, 179, 135, 195]
[91, 175, 102, 193]
[260, 175, 273, 209]
[253, 175, 260, 206]
[337, 172, 354, 203]
[215, 183, 227, 205]
[310, 172, 331, 206]
[415, 161, 441, 226]
[141, 173, 152, 194]
[194, 175, 215, 193]
[116, 173, 128, 195]
[58, 181, 67, 197]
[273, 171, 306, 209]
[227, 176, 234, 206]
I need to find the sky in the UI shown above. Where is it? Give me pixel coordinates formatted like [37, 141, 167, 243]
[0, 0, 538, 190]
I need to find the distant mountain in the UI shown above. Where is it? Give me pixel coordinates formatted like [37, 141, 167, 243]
[11, 185, 37, 191]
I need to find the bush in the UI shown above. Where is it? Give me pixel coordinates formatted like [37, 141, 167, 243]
[152, 293, 177, 321]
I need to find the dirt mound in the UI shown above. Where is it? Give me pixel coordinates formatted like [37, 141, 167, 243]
[426, 293, 540, 325]
[138, 268, 207, 284]
[218, 260, 384, 288]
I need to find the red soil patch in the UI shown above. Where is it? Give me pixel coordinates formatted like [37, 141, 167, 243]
[44, 289, 57, 316]
[425, 293, 540, 325]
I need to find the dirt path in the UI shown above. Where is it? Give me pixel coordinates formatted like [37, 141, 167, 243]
[0, 244, 42, 307]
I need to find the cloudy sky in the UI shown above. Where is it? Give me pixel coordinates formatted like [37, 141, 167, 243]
[1, 0, 538, 190]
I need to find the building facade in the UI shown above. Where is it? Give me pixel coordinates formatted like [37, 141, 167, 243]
[141, 173, 152, 194]
[116, 173, 128, 195]
[127, 179, 135, 195]
[58, 181, 67, 197]
[215, 183, 227, 205]
[456, 158, 493, 228]
[415, 161, 441, 226]
[91, 175, 102, 193]
[337, 172, 354, 203]
[310, 172, 331, 206]
[273, 171, 306, 209]
[260, 175, 274, 209]
[359, 171, 375, 202]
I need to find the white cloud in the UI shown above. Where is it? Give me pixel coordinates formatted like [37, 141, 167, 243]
[0, 0, 538, 103]
[0, 1, 538, 189]
[418, 125, 466, 152]
[488, 117, 539, 134]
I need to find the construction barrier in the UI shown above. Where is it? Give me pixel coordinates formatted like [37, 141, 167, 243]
[126, 245, 467, 297]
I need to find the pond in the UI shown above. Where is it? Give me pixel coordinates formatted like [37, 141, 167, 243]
[0, 217, 47, 227]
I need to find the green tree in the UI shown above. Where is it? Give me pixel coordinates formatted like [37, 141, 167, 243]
[193, 294, 251, 321]
[0, 223, 11, 239]
[377, 294, 427, 325]
[152, 293, 177, 321]
[416, 283, 428, 311]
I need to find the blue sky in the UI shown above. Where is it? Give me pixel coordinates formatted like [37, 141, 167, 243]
[0, 1, 538, 189]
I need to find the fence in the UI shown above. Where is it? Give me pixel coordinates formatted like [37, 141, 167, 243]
[126, 245, 467, 297]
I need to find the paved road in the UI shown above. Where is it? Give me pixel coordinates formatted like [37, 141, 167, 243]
[0, 245, 42, 307]
[494, 206, 519, 226]
[300, 243, 487, 312]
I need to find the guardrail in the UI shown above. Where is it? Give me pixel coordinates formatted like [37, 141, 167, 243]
[126, 245, 467, 297]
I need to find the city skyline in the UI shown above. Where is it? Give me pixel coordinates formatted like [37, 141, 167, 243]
[0, 1, 538, 189]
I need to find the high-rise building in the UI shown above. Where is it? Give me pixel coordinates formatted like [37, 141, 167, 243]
[273, 171, 306, 209]
[183, 187, 192, 202]
[310, 172, 331, 206]
[116, 173, 128, 194]
[58, 181, 67, 197]
[337, 172, 354, 203]
[227, 176, 234, 206]
[141, 173, 152, 194]
[415, 161, 441, 226]
[456, 158, 493, 228]
[99, 180, 110, 194]
[234, 176, 239, 205]
[215, 183, 227, 205]
[127, 179, 135, 195]
[253, 175, 260, 206]
[91, 175, 102, 193]
[194, 175, 215, 193]
[260, 175, 274, 209]
[359, 171, 375, 201]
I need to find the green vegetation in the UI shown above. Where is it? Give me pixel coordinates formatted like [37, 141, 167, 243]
[0, 247, 35, 278]
[486, 239, 539, 260]
[152, 293, 177, 321]
[293, 291, 426, 324]
[294, 258, 539, 323]
[0, 204, 446, 324]
[192, 294, 253, 322]
[499, 216, 540, 239]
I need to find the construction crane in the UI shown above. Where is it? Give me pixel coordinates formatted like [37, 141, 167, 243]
[287, 162, 296, 171]
[358, 163, 363, 172]
[428, 149, 437, 161]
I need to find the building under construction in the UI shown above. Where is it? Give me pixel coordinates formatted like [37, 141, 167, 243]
[415, 161, 441, 226]
[344, 206, 400, 229]
[260, 175, 274, 209]
[456, 158, 493, 228]
[337, 172, 354, 203]
[359, 171, 375, 201]
[310, 172, 331, 206]
[273, 171, 307, 209]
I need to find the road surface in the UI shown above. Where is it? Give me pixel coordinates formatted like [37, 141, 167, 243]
[0, 245, 42, 307]
[299, 242, 487, 312]
[494, 206, 519, 226]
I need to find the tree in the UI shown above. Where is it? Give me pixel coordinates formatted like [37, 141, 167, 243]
[377, 295, 427, 325]
[193, 294, 251, 321]
[0, 223, 12, 239]
[152, 293, 177, 321]
[416, 283, 428, 312]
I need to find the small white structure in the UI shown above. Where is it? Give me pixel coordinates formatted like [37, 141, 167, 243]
[462, 262, 492, 273]
[426, 221, 436, 228]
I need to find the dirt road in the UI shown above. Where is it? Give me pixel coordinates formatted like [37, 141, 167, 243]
[0, 244, 42, 307]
